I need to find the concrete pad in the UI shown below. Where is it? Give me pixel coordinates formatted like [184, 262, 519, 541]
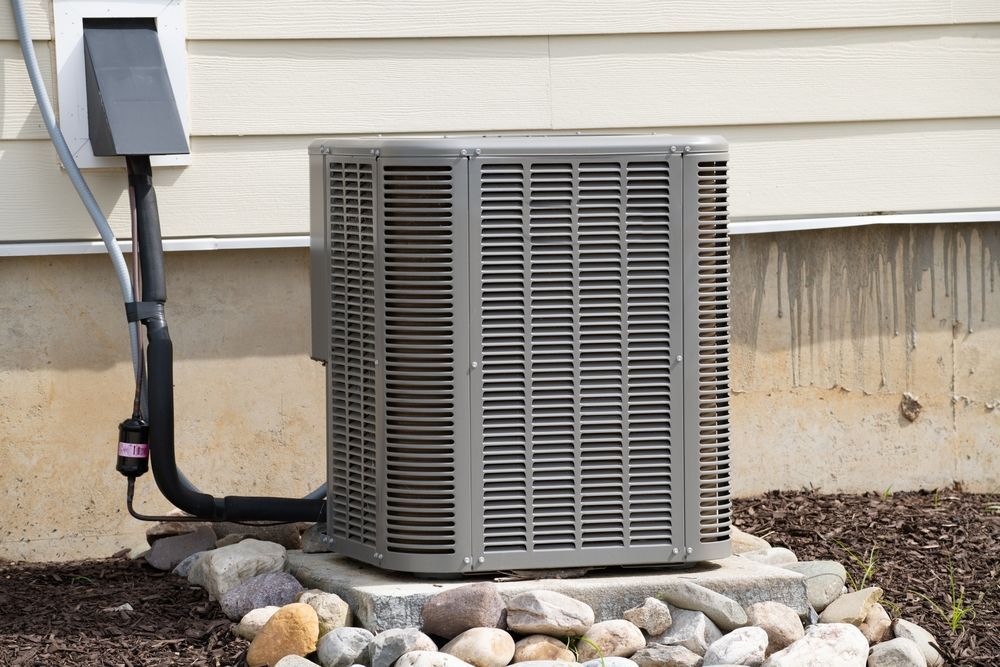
[288, 552, 808, 633]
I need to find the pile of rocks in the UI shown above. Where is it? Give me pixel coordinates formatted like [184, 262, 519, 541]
[159, 523, 946, 667]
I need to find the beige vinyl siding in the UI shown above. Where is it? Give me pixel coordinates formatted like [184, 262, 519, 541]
[4, 118, 1000, 241]
[0, 0, 48, 40]
[0, 2, 998, 242]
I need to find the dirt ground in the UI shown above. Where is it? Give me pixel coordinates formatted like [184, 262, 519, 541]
[0, 487, 996, 666]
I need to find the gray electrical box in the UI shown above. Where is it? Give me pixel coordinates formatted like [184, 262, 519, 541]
[309, 135, 731, 574]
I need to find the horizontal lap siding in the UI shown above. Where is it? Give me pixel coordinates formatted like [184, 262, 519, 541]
[4, 119, 1000, 241]
[0, 40, 50, 140]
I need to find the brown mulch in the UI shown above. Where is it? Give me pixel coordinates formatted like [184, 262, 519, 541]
[0, 488, 996, 665]
[0, 557, 248, 666]
[736, 487, 1000, 666]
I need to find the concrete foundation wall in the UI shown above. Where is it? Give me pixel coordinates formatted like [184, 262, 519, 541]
[1, 223, 997, 560]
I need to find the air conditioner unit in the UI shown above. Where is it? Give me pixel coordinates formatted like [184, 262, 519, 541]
[309, 135, 731, 574]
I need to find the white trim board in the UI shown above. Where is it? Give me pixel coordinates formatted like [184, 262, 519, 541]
[728, 209, 1000, 235]
[53, 0, 190, 168]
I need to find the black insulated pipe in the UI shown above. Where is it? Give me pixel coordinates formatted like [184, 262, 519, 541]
[131, 157, 325, 523]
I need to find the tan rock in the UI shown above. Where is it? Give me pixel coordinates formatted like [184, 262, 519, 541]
[234, 605, 281, 640]
[731, 527, 771, 554]
[514, 635, 576, 663]
[442, 627, 515, 667]
[576, 620, 645, 660]
[746, 601, 804, 656]
[818, 587, 882, 625]
[298, 589, 352, 635]
[246, 603, 320, 667]
[623, 597, 672, 635]
[860, 603, 892, 644]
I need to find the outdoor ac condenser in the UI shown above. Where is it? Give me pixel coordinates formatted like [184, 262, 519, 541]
[309, 135, 731, 574]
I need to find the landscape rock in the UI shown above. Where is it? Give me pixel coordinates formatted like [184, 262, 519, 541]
[369, 628, 437, 667]
[507, 590, 595, 636]
[703, 626, 768, 666]
[302, 523, 335, 554]
[819, 587, 882, 625]
[172, 551, 207, 577]
[145, 517, 211, 545]
[235, 606, 281, 640]
[739, 548, 798, 567]
[421, 583, 506, 639]
[577, 620, 645, 660]
[317, 626, 374, 667]
[781, 561, 848, 612]
[868, 638, 927, 667]
[513, 635, 576, 663]
[187, 539, 287, 600]
[762, 623, 868, 667]
[581, 659, 637, 667]
[216, 534, 249, 548]
[275, 657, 321, 667]
[213, 521, 305, 550]
[145, 526, 217, 571]
[745, 601, 803, 656]
[632, 644, 703, 667]
[442, 627, 515, 667]
[397, 652, 475, 667]
[624, 597, 673, 635]
[221, 572, 304, 620]
[299, 589, 352, 635]
[860, 604, 891, 644]
[731, 527, 771, 554]
[658, 582, 748, 631]
[246, 603, 320, 667]
[892, 619, 943, 667]
[649, 607, 723, 656]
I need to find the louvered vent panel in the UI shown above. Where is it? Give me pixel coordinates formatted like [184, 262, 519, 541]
[694, 160, 732, 542]
[480, 158, 673, 554]
[328, 160, 378, 547]
[382, 163, 458, 555]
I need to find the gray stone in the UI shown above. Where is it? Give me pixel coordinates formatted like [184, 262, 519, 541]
[510, 663, 582, 667]
[145, 526, 217, 571]
[739, 548, 797, 567]
[216, 534, 249, 548]
[780, 561, 847, 612]
[763, 623, 868, 667]
[581, 659, 637, 667]
[513, 635, 576, 663]
[860, 603, 891, 644]
[892, 619, 943, 667]
[624, 597, 673, 635]
[731, 528, 770, 555]
[188, 539, 288, 600]
[442, 627, 515, 667]
[421, 583, 506, 639]
[577, 620, 645, 660]
[145, 517, 211, 545]
[220, 572, 304, 620]
[819, 587, 882, 625]
[369, 628, 436, 667]
[302, 523, 335, 554]
[234, 606, 281, 640]
[397, 653, 475, 667]
[275, 657, 321, 667]
[213, 521, 305, 550]
[288, 553, 808, 633]
[317, 627, 374, 667]
[172, 550, 207, 577]
[659, 581, 748, 631]
[299, 589, 352, 635]
[650, 606, 723, 656]
[507, 590, 595, 637]
[632, 644, 703, 667]
[745, 601, 803, 656]
[868, 638, 928, 667]
[703, 627, 768, 666]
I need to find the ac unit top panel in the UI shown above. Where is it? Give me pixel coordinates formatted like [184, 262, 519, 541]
[309, 134, 727, 158]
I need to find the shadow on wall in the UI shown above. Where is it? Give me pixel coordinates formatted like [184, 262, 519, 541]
[731, 222, 1000, 392]
[0, 248, 312, 371]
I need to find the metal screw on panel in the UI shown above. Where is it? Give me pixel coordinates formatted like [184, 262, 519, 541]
[463, 557, 472, 564]
[461, 149, 469, 156]
[672, 547, 679, 554]
[686, 547, 693, 554]
[478, 556, 486, 564]
[671, 145, 677, 151]
[675, 355, 683, 362]
[471, 361, 479, 369]
[475, 148, 482, 155]
[685, 145, 691, 151]
[319, 146, 330, 154]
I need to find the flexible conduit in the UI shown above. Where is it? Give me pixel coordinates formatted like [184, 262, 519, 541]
[9, 0, 141, 382]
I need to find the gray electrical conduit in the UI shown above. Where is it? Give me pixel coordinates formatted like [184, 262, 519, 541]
[11, 0, 324, 505]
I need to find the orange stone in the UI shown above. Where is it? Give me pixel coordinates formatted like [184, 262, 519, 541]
[246, 602, 319, 667]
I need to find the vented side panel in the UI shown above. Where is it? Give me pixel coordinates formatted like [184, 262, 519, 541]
[476, 156, 680, 560]
[683, 155, 732, 546]
[379, 159, 468, 560]
[327, 158, 378, 548]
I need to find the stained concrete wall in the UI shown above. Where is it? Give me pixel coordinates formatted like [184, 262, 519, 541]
[1, 223, 998, 560]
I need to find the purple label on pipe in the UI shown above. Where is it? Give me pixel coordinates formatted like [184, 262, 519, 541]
[118, 442, 149, 458]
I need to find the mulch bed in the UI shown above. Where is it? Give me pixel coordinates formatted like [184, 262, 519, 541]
[736, 486, 1000, 666]
[0, 487, 996, 665]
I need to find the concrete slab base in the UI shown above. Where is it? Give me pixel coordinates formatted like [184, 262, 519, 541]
[288, 552, 809, 634]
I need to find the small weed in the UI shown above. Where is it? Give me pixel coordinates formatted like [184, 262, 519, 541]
[911, 562, 978, 634]
[985, 503, 1000, 514]
[832, 539, 878, 591]
[881, 484, 894, 500]
[932, 488, 941, 507]
[70, 575, 95, 585]
[566, 636, 606, 666]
